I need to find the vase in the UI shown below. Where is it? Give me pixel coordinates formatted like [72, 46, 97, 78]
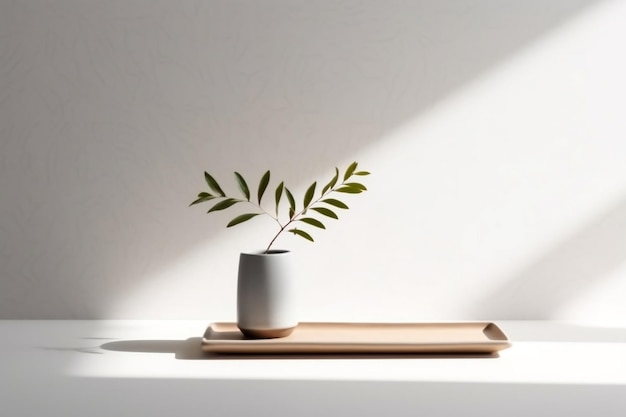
[237, 249, 298, 338]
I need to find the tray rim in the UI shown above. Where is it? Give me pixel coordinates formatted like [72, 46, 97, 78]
[201, 321, 512, 353]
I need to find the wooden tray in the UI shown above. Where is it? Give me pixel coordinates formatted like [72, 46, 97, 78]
[201, 322, 511, 354]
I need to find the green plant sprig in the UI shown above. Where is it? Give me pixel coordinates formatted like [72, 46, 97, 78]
[190, 162, 370, 253]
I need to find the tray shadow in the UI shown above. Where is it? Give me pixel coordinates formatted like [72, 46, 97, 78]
[100, 338, 500, 360]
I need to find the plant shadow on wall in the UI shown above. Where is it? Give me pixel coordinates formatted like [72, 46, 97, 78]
[474, 196, 626, 319]
[0, 0, 605, 318]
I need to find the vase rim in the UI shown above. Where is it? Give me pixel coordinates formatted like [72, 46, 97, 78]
[241, 249, 291, 256]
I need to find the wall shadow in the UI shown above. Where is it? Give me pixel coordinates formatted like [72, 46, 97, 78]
[0, 0, 605, 318]
[475, 197, 626, 319]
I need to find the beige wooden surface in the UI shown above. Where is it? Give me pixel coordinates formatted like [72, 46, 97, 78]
[202, 322, 511, 354]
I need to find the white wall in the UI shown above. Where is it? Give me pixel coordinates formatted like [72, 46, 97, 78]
[1, 0, 625, 321]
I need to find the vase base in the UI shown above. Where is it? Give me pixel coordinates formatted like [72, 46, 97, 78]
[239, 325, 296, 339]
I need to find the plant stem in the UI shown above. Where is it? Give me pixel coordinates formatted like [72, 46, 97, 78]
[245, 200, 282, 229]
[265, 222, 291, 253]
[263, 178, 350, 253]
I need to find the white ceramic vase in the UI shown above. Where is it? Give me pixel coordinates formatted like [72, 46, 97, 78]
[237, 250, 298, 338]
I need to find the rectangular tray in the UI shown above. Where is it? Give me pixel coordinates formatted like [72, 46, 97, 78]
[201, 322, 511, 354]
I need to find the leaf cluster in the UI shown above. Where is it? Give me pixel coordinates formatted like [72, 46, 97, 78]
[190, 162, 370, 253]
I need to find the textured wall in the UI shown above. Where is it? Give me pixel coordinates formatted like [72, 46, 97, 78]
[1, 0, 625, 320]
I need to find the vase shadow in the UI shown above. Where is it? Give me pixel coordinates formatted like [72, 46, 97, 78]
[100, 338, 500, 360]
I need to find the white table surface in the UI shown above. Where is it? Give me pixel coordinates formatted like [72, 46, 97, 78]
[1, 320, 626, 416]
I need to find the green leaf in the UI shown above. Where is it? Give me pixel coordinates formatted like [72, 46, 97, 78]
[336, 186, 362, 194]
[311, 207, 338, 219]
[299, 217, 326, 229]
[322, 167, 339, 195]
[344, 182, 367, 191]
[208, 198, 239, 213]
[204, 172, 225, 197]
[288, 228, 314, 242]
[343, 161, 358, 181]
[189, 193, 216, 206]
[285, 187, 296, 213]
[275, 181, 284, 216]
[257, 170, 270, 204]
[322, 198, 349, 209]
[234, 172, 250, 201]
[354, 171, 370, 176]
[289, 207, 295, 220]
[303, 181, 316, 208]
[227, 213, 260, 227]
